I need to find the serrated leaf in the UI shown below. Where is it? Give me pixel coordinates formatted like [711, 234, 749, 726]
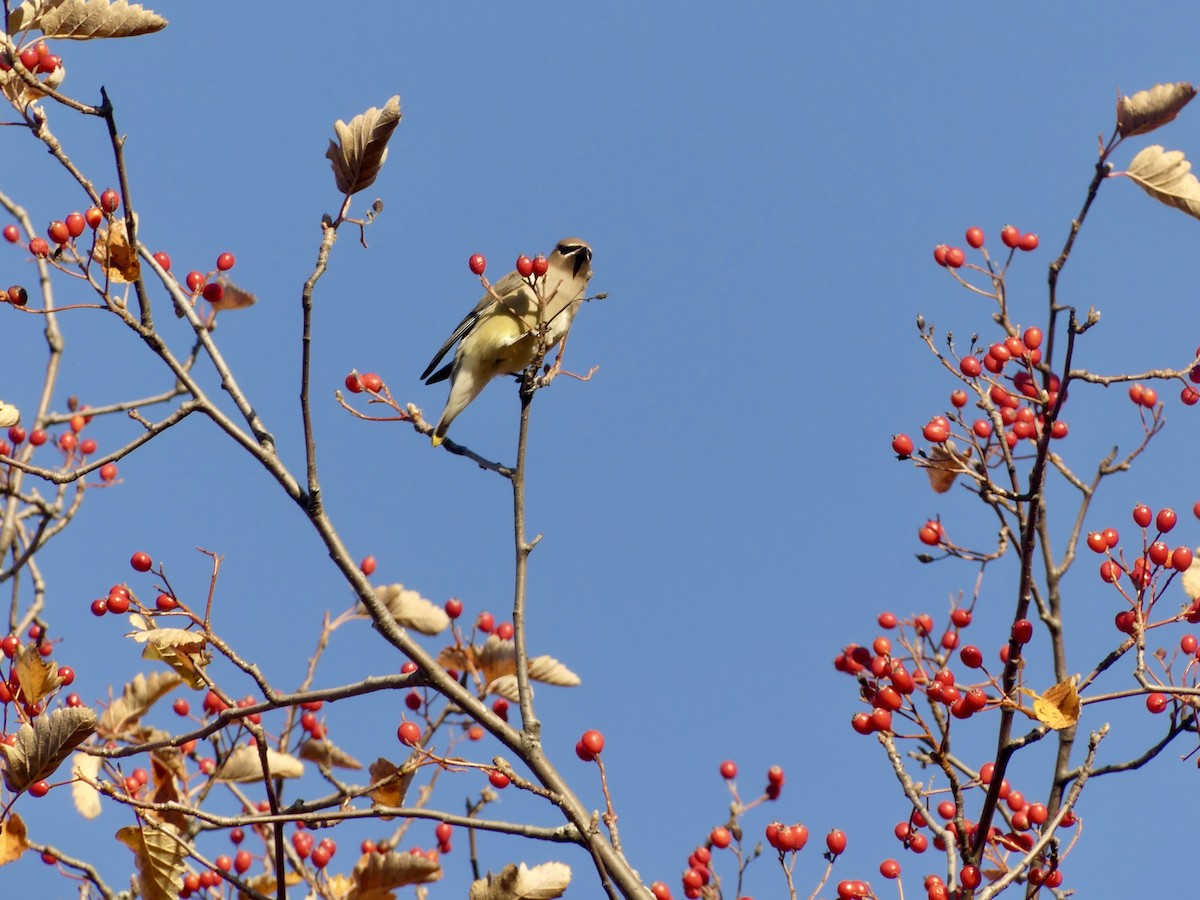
[12, 643, 61, 706]
[351, 849, 441, 894]
[1017, 677, 1080, 730]
[299, 738, 363, 770]
[127, 621, 209, 688]
[367, 757, 414, 814]
[98, 670, 183, 738]
[0, 401, 19, 428]
[214, 745, 304, 783]
[326, 95, 402, 196]
[1124, 145, 1200, 221]
[0, 706, 97, 792]
[1118, 82, 1196, 138]
[373, 584, 450, 635]
[469, 862, 572, 900]
[5, 0, 51, 35]
[117, 822, 186, 900]
[71, 751, 103, 819]
[0, 814, 29, 867]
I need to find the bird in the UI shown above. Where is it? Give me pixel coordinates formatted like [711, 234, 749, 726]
[421, 237, 593, 446]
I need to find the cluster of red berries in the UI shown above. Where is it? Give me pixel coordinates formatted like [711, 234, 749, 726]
[933, 225, 1039, 269]
[1, 411, 117, 480]
[467, 252, 551, 280]
[290, 826, 337, 869]
[182, 252, 237, 304]
[0, 40, 62, 75]
[344, 371, 384, 394]
[1087, 504, 1194, 600]
[1, 191, 119, 262]
[575, 728, 605, 761]
[0, 624, 76, 734]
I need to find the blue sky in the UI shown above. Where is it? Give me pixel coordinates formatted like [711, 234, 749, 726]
[7, 3, 1200, 897]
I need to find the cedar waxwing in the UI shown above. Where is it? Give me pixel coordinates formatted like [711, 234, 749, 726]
[421, 238, 593, 446]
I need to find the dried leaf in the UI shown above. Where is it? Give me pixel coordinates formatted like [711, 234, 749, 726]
[98, 670, 183, 738]
[92, 218, 141, 282]
[208, 275, 256, 312]
[373, 584, 450, 635]
[71, 751, 103, 819]
[238, 871, 304, 900]
[1124, 145, 1200, 222]
[0, 814, 29, 867]
[1017, 677, 1080, 730]
[1118, 82, 1196, 138]
[924, 442, 973, 494]
[485, 674, 520, 702]
[12, 643, 62, 706]
[469, 862, 572, 900]
[326, 95, 402, 196]
[367, 757, 415, 813]
[0, 706, 97, 792]
[0, 402, 19, 428]
[117, 822, 186, 900]
[351, 848, 441, 894]
[214, 745, 304, 783]
[147, 752, 187, 831]
[29, 0, 167, 39]
[300, 738, 363, 770]
[527, 655, 580, 688]
[1181, 549, 1200, 600]
[127, 621, 209, 689]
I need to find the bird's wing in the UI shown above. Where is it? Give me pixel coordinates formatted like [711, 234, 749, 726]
[420, 272, 526, 382]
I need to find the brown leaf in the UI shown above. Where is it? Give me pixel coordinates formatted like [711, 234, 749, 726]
[351, 848, 441, 894]
[92, 218, 141, 282]
[0, 814, 29, 867]
[127, 620, 209, 689]
[1018, 677, 1080, 730]
[98, 670, 184, 738]
[147, 752, 187, 831]
[300, 738, 363, 770]
[0, 706, 97, 792]
[10, 0, 167, 39]
[469, 862, 572, 900]
[1124, 145, 1200, 221]
[116, 822, 186, 900]
[1118, 82, 1196, 138]
[367, 757, 415, 814]
[71, 751, 103, 819]
[326, 95, 402, 196]
[12, 643, 62, 706]
[214, 745, 304, 783]
[373, 584, 450, 635]
[208, 276, 256, 312]
[924, 442, 973, 494]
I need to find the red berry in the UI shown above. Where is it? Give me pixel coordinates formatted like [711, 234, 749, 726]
[476, 611, 494, 633]
[488, 770, 509, 789]
[130, 551, 153, 572]
[360, 372, 383, 393]
[710, 826, 731, 848]
[100, 189, 120, 213]
[1018, 233, 1039, 251]
[360, 555, 377, 576]
[766, 764, 785, 786]
[965, 227, 984, 248]
[515, 255, 534, 277]
[0, 635, 17, 658]
[933, 245, 949, 266]
[1146, 692, 1169, 713]
[2, 224, 19, 243]
[311, 845, 331, 868]
[99, 463, 118, 481]
[960, 645, 983, 668]
[1173, 547, 1194, 571]
[1182, 386, 1199, 406]
[152, 251, 171, 270]
[1103, 527, 1119, 548]
[344, 372, 363, 393]
[28, 237, 50, 257]
[46, 221, 69, 245]
[1133, 504, 1152, 528]
[156, 593, 177, 611]
[495, 621, 514, 640]
[950, 389, 968, 408]
[202, 283, 224, 304]
[880, 859, 901, 879]
[960, 356, 982, 377]
[234, 850, 252, 874]
[1000, 225, 1020, 248]
[28, 780, 50, 797]
[444, 597, 463, 618]
[18, 47, 39, 70]
[1157, 508, 1177, 533]
[57, 666, 75, 685]
[90, 598, 107, 616]
[1023, 326, 1043, 350]
[397, 721, 421, 745]
[173, 698, 190, 716]
[65, 213, 85, 237]
[404, 690, 422, 710]
[891, 433, 914, 457]
[1086, 532, 1107, 553]
[1011, 619, 1033, 644]
[84, 207, 103, 229]
[216, 252, 235, 271]
[580, 729, 605, 756]
[826, 829, 847, 855]
[531, 255, 549, 277]
[922, 417, 950, 443]
[719, 759, 737, 779]
[185, 271, 205, 293]
[468, 253, 486, 275]
[944, 247, 965, 268]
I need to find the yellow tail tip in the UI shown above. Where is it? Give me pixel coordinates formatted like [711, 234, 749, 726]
[431, 434, 444, 448]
